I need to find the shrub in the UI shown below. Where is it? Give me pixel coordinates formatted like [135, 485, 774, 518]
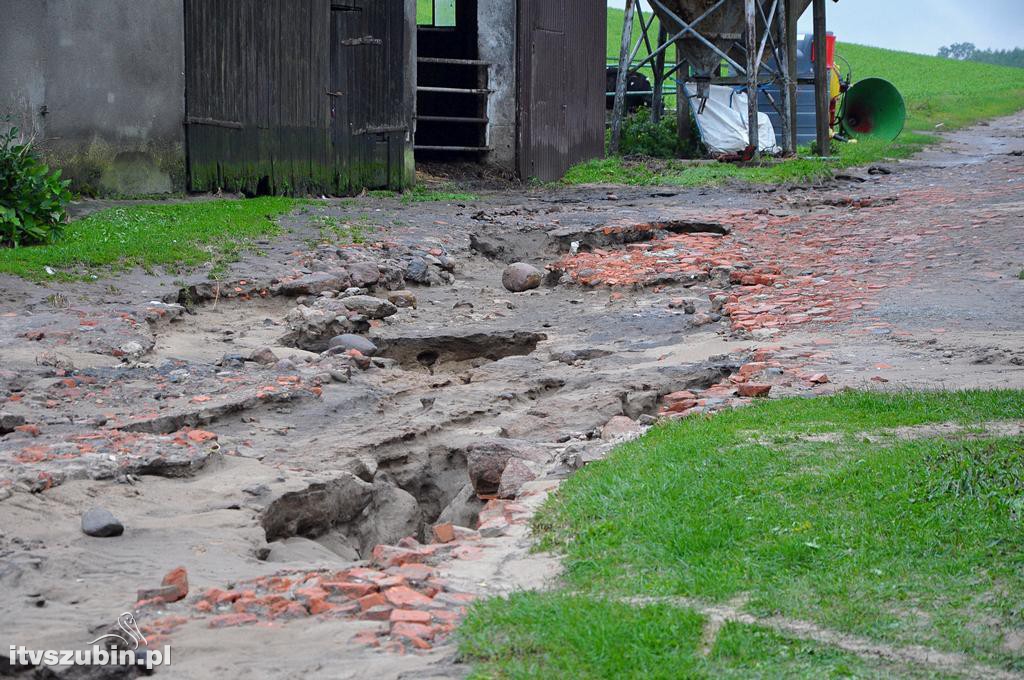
[0, 126, 72, 247]
[611, 106, 701, 159]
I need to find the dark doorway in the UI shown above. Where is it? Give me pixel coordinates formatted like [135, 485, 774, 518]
[414, 0, 490, 159]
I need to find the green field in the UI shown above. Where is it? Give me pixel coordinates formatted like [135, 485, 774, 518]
[576, 8, 1024, 186]
[461, 390, 1024, 678]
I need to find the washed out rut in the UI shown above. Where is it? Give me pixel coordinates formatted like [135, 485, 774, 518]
[0, 112, 1022, 677]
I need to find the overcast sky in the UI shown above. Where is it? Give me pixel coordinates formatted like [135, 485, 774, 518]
[606, 1, 1024, 55]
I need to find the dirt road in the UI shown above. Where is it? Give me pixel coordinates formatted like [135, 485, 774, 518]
[1, 112, 1021, 678]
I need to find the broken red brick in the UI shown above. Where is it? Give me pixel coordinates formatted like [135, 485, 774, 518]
[362, 605, 394, 621]
[383, 586, 434, 609]
[738, 362, 769, 377]
[390, 609, 432, 624]
[209, 613, 259, 628]
[13, 424, 40, 437]
[807, 373, 830, 384]
[186, 429, 217, 443]
[736, 384, 772, 398]
[432, 522, 456, 544]
[665, 399, 697, 413]
[431, 609, 461, 625]
[358, 593, 388, 611]
[352, 630, 381, 648]
[137, 586, 181, 605]
[161, 567, 189, 602]
[371, 544, 431, 568]
[346, 567, 387, 581]
[322, 581, 378, 599]
[391, 621, 435, 642]
[390, 564, 435, 582]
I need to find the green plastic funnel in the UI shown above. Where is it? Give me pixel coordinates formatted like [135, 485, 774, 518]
[841, 77, 906, 141]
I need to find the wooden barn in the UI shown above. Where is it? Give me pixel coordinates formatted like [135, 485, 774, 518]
[0, 0, 607, 196]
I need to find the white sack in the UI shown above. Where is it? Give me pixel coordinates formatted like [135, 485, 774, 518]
[684, 83, 779, 154]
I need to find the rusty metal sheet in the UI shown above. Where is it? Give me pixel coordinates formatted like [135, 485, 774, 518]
[517, 0, 606, 182]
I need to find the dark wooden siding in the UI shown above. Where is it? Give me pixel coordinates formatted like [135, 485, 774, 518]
[185, 0, 414, 195]
[517, 0, 606, 181]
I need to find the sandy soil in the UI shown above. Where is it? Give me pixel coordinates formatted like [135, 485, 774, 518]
[0, 112, 1022, 679]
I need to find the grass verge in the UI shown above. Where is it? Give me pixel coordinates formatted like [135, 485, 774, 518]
[462, 593, 945, 679]
[0, 197, 303, 281]
[461, 390, 1024, 676]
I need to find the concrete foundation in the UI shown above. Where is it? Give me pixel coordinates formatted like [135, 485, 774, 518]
[0, 0, 186, 195]
[477, 0, 517, 172]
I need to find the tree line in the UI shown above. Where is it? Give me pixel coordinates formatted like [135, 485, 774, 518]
[938, 42, 1024, 69]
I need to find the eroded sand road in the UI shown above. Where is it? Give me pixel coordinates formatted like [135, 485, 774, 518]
[0, 112, 1022, 679]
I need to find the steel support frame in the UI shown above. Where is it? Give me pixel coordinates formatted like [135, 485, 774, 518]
[610, 0, 802, 158]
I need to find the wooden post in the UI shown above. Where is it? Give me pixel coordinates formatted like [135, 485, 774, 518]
[651, 24, 668, 124]
[676, 47, 692, 151]
[813, 0, 830, 156]
[744, 0, 759, 154]
[775, 0, 794, 155]
[610, 0, 637, 155]
[787, 0, 799, 152]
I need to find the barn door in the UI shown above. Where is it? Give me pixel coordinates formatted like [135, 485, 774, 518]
[518, 0, 606, 182]
[330, 0, 414, 192]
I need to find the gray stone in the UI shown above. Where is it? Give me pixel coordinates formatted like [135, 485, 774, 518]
[405, 257, 430, 283]
[496, 458, 537, 499]
[601, 416, 643, 441]
[348, 262, 381, 288]
[340, 295, 398, 320]
[261, 473, 373, 542]
[117, 341, 146, 359]
[81, 507, 124, 538]
[502, 262, 543, 293]
[278, 272, 349, 296]
[249, 347, 278, 365]
[386, 290, 417, 309]
[466, 438, 547, 496]
[328, 334, 378, 356]
[220, 353, 246, 368]
[360, 482, 422, 552]
[0, 413, 26, 433]
[437, 483, 485, 528]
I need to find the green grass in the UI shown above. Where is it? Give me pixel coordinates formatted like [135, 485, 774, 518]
[462, 390, 1024, 676]
[307, 215, 372, 246]
[461, 593, 948, 679]
[368, 185, 478, 204]
[0, 197, 303, 281]
[587, 9, 1024, 186]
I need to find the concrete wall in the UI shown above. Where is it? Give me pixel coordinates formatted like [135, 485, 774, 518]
[0, 0, 186, 195]
[477, 0, 517, 171]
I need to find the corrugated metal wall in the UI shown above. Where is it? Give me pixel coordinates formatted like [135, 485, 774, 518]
[184, 0, 414, 195]
[517, 0, 606, 181]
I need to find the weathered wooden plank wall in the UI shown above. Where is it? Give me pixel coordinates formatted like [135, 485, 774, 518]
[185, 0, 414, 195]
